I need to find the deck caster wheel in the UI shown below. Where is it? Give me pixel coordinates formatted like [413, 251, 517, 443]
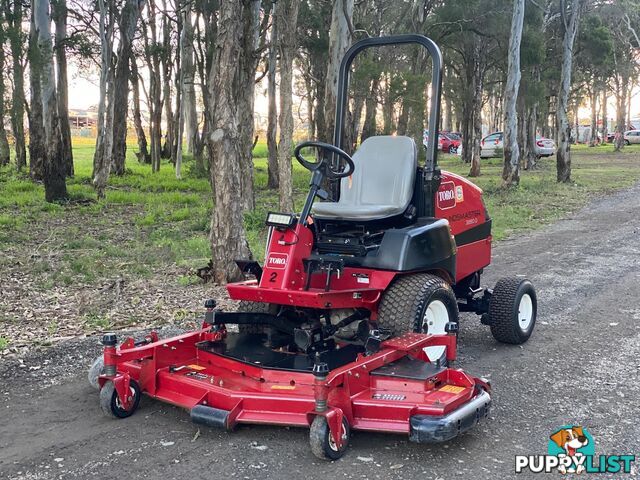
[88, 355, 104, 390]
[488, 277, 537, 344]
[310, 416, 350, 460]
[100, 380, 141, 419]
[377, 273, 459, 364]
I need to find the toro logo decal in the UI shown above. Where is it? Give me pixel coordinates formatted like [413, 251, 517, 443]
[437, 181, 457, 209]
[266, 253, 288, 269]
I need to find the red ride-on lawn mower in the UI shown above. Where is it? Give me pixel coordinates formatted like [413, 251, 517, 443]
[90, 35, 537, 460]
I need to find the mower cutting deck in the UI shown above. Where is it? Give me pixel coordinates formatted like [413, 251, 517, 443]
[95, 321, 490, 459]
[90, 34, 534, 459]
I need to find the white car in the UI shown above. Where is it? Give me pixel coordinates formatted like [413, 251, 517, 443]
[480, 132, 503, 158]
[480, 131, 556, 158]
[535, 137, 556, 157]
[623, 130, 640, 145]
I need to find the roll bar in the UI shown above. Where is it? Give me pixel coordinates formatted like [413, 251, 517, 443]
[333, 34, 443, 181]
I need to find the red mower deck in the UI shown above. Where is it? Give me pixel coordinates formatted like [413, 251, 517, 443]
[97, 328, 490, 458]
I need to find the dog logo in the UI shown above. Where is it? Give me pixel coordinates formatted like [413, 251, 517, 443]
[515, 424, 635, 474]
[548, 426, 593, 474]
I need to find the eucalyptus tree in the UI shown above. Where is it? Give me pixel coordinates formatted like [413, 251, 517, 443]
[502, 0, 526, 186]
[556, 0, 585, 183]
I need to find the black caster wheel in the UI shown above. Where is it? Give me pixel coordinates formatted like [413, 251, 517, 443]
[100, 379, 141, 419]
[309, 415, 350, 460]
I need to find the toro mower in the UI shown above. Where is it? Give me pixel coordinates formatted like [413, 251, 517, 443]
[90, 35, 537, 460]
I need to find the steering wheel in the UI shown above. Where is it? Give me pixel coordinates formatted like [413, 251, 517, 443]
[294, 141, 355, 179]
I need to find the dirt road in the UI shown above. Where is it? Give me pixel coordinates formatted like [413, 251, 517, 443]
[2, 183, 639, 480]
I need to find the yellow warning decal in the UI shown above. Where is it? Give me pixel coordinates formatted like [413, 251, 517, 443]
[271, 385, 296, 390]
[438, 385, 465, 394]
[187, 364, 206, 371]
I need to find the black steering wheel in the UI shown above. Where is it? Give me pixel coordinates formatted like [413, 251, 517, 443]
[294, 141, 355, 179]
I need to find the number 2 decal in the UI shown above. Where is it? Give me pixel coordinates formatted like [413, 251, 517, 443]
[269, 272, 278, 282]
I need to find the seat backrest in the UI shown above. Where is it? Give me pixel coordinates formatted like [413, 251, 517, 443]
[338, 135, 417, 209]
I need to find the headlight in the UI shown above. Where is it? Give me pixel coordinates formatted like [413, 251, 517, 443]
[265, 212, 296, 228]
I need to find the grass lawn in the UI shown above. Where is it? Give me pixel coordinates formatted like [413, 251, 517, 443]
[1, 138, 639, 350]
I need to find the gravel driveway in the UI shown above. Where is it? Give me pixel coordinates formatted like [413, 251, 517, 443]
[1, 182, 639, 480]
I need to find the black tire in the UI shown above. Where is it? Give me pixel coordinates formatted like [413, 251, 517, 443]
[624, 139, 630, 146]
[488, 277, 537, 344]
[309, 416, 350, 460]
[100, 379, 141, 419]
[236, 301, 277, 334]
[88, 355, 104, 390]
[377, 273, 458, 335]
[449, 145, 457, 154]
[377, 273, 458, 364]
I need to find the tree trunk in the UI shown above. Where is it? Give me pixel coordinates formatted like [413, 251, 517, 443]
[276, 0, 299, 213]
[614, 79, 628, 151]
[5, 0, 27, 171]
[525, 105, 538, 170]
[144, 1, 163, 173]
[92, 0, 115, 197]
[556, 0, 583, 183]
[360, 75, 379, 143]
[469, 47, 483, 177]
[34, 0, 68, 202]
[182, 2, 198, 156]
[208, 0, 252, 284]
[161, 0, 174, 162]
[501, 0, 525, 187]
[588, 82, 598, 146]
[266, 1, 279, 189]
[322, 0, 353, 144]
[28, 9, 46, 181]
[111, 0, 143, 176]
[237, 0, 260, 210]
[0, 33, 10, 166]
[130, 55, 150, 164]
[601, 86, 608, 142]
[52, 0, 73, 177]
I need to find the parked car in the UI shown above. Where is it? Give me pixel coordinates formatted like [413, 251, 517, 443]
[623, 130, 640, 145]
[480, 132, 503, 158]
[535, 136, 556, 157]
[481, 131, 556, 158]
[438, 133, 462, 154]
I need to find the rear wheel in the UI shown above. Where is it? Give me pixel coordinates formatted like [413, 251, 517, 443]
[236, 301, 277, 334]
[377, 273, 458, 362]
[309, 416, 350, 460]
[488, 277, 537, 344]
[449, 145, 457, 154]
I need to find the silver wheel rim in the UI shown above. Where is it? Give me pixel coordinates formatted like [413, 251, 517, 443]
[115, 386, 136, 410]
[518, 294, 533, 332]
[327, 422, 347, 452]
[421, 300, 450, 362]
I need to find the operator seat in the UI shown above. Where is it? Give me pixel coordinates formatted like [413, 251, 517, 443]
[312, 135, 417, 221]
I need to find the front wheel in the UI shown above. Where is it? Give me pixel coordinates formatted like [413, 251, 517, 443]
[100, 379, 141, 419]
[488, 277, 537, 344]
[449, 145, 458, 154]
[309, 416, 350, 460]
[377, 273, 459, 363]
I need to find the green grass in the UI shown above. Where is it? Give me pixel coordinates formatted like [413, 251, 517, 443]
[1, 138, 640, 291]
[0, 336, 8, 350]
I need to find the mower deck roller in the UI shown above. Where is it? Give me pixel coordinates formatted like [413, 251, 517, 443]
[96, 329, 490, 459]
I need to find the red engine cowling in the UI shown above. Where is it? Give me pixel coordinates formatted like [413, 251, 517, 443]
[435, 171, 492, 282]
